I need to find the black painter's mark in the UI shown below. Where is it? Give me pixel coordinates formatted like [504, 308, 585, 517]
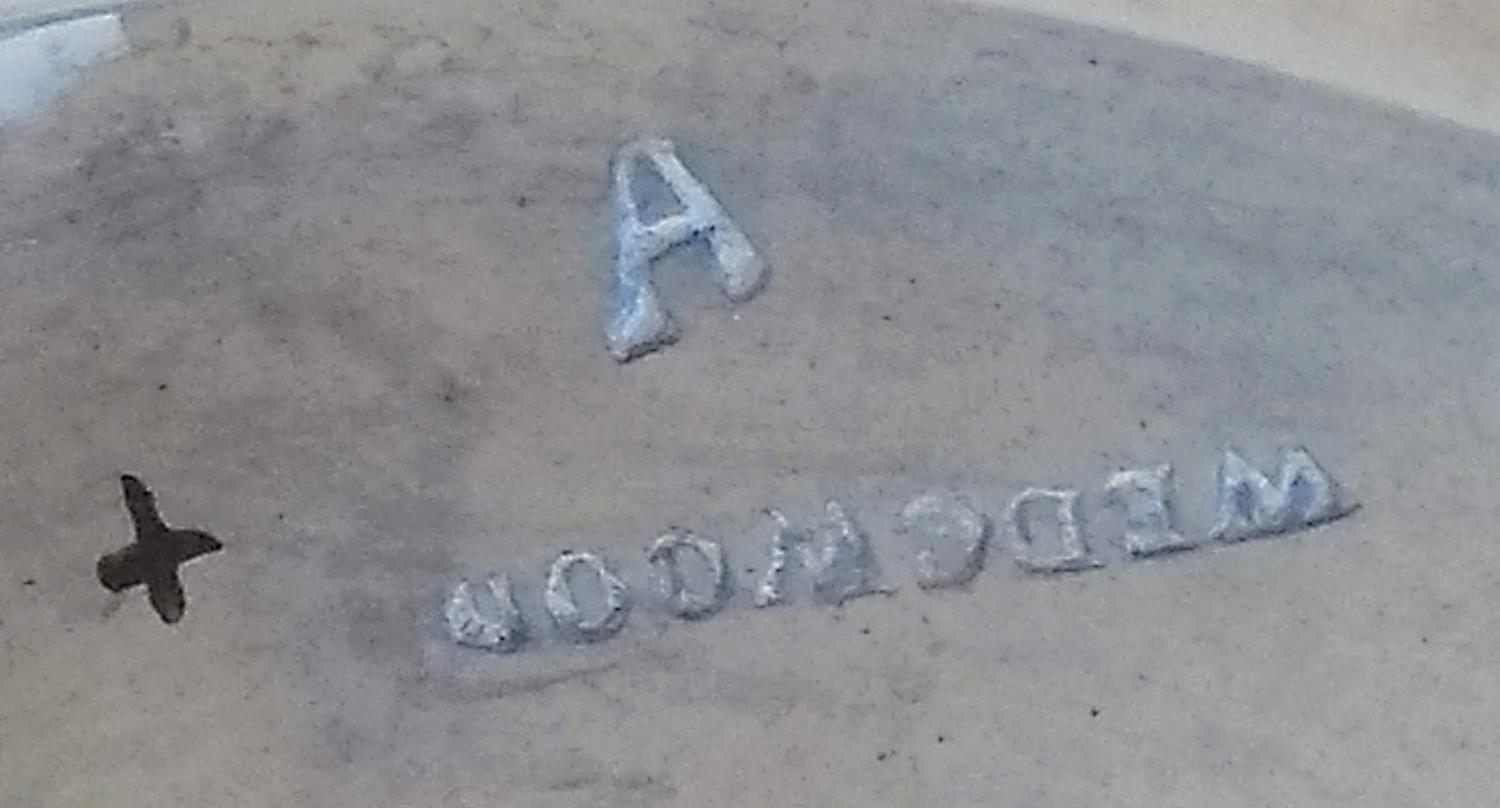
[96, 475, 222, 624]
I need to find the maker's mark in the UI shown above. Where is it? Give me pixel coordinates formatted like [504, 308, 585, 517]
[605, 138, 767, 361]
[96, 474, 222, 624]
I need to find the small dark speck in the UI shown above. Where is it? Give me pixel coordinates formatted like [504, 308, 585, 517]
[1088, 58, 1098, 66]
[937, 735, 945, 743]
[880, 314, 893, 322]
[277, 513, 286, 521]
[908, 277, 917, 285]
[1139, 419, 1148, 430]
[876, 752, 887, 762]
[515, 195, 530, 208]
[22, 578, 36, 586]
[859, 627, 870, 635]
[1090, 707, 1101, 718]
[158, 383, 169, 391]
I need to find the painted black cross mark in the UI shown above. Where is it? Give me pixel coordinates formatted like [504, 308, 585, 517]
[96, 475, 222, 624]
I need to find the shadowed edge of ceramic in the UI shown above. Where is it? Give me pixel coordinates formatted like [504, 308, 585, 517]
[0, 10, 125, 122]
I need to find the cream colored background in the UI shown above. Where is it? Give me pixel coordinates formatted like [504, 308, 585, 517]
[982, 0, 1500, 133]
[5, 0, 1500, 131]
